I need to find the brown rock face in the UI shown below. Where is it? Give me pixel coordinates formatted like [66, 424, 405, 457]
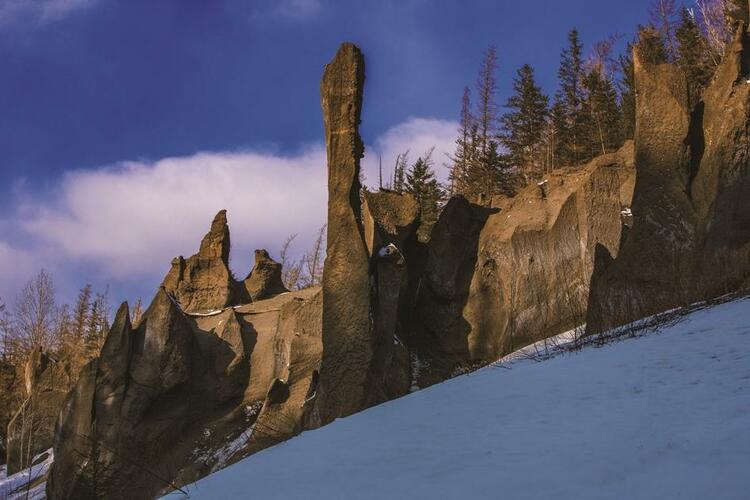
[48, 207, 318, 499]
[6, 348, 71, 475]
[587, 25, 750, 333]
[362, 191, 420, 404]
[162, 210, 236, 313]
[412, 145, 635, 385]
[316, 43, 374, 423]
[47, 283, 323, 499]
[241, 249, 288, 301]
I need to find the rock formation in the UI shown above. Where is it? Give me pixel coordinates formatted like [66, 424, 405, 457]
[241, 249, 288, 301]
[586, 23, 750, 333]
[47, 215, 318, 499]
[315, 43, 374, 423]
[162, 210, 236, 313]
[44, 32, 750, 498]
[315, 44, 419, 422]
[412, 144, 635, 385]
[6, 348, 71, 475]
[361, 191, 419, 404]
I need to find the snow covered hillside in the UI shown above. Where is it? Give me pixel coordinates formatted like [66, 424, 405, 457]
[166, 297, 750, 500]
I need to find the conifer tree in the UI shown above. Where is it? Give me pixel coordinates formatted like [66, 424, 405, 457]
[676, 6, 714, 101]
[582, 68, 622, 157]
[475, 46, 499, 156]
[554, 28, 586, 167]
[393, 151, 408, 194]
[649, 0, 679, 61]
[72, 285, 92, 342]
[500, 64, 549, 183]
[618, 43, 636, 140]
[637, 24, 669, 64]
[131, 297, 144, 326]
[449, 87, 475, 196]
[405, 149, 446, 241]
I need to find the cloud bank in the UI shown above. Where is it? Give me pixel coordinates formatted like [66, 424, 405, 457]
[0, 117, 457, 304]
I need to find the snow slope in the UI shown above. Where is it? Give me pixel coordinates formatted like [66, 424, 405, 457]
[166, 297, 750, 500]
[0, 449, 53, 500]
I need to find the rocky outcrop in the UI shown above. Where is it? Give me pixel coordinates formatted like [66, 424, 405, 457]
[162, 210, 236, 313]
[316, 43, 374, 423]
[586, 24, 750, 333]
[48, 214, 320, 498]
[6, 348, 71, 475]
[412, 144, 635, 385]
[362, 191, 419, 404]
[241, 249, 289, 301]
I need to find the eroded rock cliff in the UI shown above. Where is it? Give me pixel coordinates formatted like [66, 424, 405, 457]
[587, 23, 750, 333]
[47, 214, 318, 499]
[412, 144, 635, 385]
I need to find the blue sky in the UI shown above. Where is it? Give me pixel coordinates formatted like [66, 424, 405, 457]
[0, 0, 653, 308]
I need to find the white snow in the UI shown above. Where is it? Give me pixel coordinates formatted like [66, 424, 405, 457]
[165, 297, 750, 500]
[0, 449, 53, 500]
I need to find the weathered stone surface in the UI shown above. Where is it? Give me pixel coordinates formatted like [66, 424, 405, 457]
[362, 191, 419, 404]
[241, 249, 288, 301]
[6, 348, 71, 475]
[587, 24, 750, 333]
[316, 43, 373, 424]
[413, 144, 635, 385]
[162, 210, 236, 313]
[48, 238, 322, 499]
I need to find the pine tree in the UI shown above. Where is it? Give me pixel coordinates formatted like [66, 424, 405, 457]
[618, 43, 636, 140]
[676, 6, 714, 101]
[85, 289, 109, 358]
[649, 0, 679, 61]
[475, 46, 499, 156]
[393, 151, 408, 194]
[72, 285, 92, 342]
[637, 24, 669, 64]
[449, 87, 475, 196]
[554, 28, 587, 167]
[131, 298, 144, 326]
[405, 149, 446, 241]
[582, 68, 622, 158]
[500, 64, 549, 183]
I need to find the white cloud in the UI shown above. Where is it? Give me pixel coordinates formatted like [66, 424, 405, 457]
[362, 117, 457, 188]
[0, 0, 96, 25]
[0, 117, 457, 302]
[20, 147, 329, 281]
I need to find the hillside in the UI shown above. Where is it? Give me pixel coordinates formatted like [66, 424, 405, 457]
[166, 296, 750, 500]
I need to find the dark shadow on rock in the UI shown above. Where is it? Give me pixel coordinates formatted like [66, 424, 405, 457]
[411, 196, 499, 384]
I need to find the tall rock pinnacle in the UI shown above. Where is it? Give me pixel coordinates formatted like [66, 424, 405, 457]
[162, 209, 236, 313]
[317, 43, 372, 423]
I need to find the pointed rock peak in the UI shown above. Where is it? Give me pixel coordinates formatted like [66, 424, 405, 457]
[211, 209, 228, 231]
[112, 301, 132, 331]
[253, 249, 274, 264]
[243, 249, 288, 301]
[199, 209, 231, 262]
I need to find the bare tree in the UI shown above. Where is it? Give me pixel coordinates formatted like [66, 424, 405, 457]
[302, 225, 327, 288]
[280, 234, 304, 290]
[476, 45, 499, 155]
[12, 270, 57, 355]
[695, 0, 736, 64]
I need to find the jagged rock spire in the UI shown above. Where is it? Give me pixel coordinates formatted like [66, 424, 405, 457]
[317, 43, 373, 423]
[242, 249, 288, 301]
[162, 209, 236, 313]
